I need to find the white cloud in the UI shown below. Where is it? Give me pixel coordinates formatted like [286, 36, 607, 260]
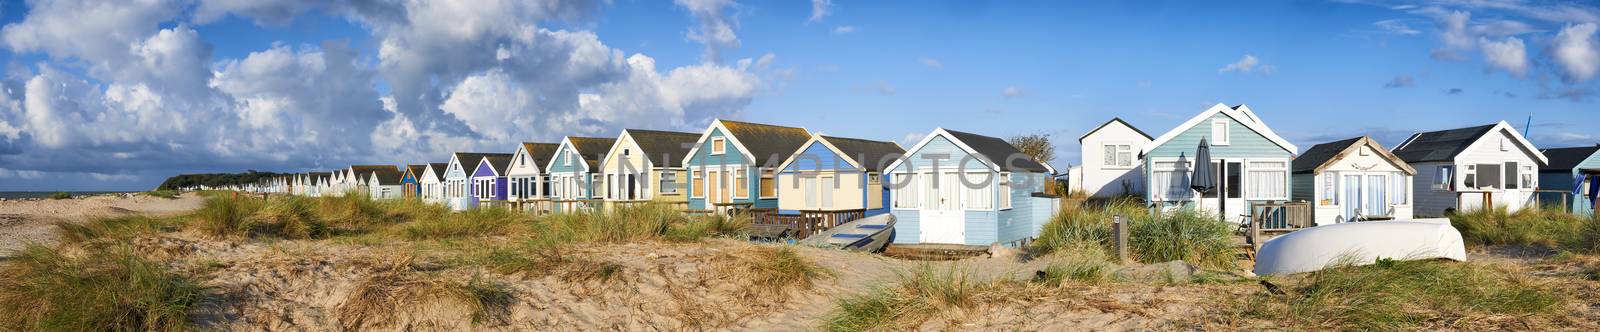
[870, 80, 896, 96]
[1219, 54, 1272, 73]
[676, 0, 740, 63]
[1553, 23, 1599, 83]
[1479, 36, 1528, 77]
[832, 25, 855, 34]
[898, 132, 926, 147]
[809, 0, 832, 22]
[1001, 86, 1024, 98]
[918, 57, 943, 69]
[0, 168, 44, 179]
[1374, 19, 1420, 35]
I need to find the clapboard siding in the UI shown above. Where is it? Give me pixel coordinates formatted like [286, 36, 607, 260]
[1410, 162, 1455, 217]
[1290, 173, 1314, 202]
[1143, 112, 1293, 207]
[963, 211, 998, 245]
[888, 136, 989, 173]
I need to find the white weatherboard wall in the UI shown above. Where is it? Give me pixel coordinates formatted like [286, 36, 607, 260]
[1078, 121, 1149, 198]
[1305, 144, 1414, 225]
[1409, 127, 1544, 217]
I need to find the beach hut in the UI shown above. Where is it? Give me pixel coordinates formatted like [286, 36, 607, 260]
[368, 166, 404, 200]
[545, 136, 617, 212]
[1071, 118, 1153, 198]
[1141, 103, 1298, 220]
[885, 128, 1059, 247]
[1290, 136, 1417, 225]
[445, 153, 500, 211]
[1537, 145, 1600, 217]
[600, 129, 701, 209]
[311, 172, 333, 197]
[682, 120, 813, 214]
[401, 165, 425, 199]
[347, 165, 394, 197]
[507, 142, 560, 211]
[420, 163, 448, 204]
[1392, 121, 1548, 217]
[775, 134, 905, 220]
[471, 154, 515, 207]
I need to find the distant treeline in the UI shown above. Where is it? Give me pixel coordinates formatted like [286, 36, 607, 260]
[157, 170, 292, 190]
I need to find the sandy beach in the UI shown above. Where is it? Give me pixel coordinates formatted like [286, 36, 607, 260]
[0, 193, 203, 256]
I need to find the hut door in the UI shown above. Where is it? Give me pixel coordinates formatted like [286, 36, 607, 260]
[1342, 175, 1362, 221]
[920, 172, 966, 244]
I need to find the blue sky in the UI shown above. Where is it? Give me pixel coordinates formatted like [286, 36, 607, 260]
[0, 0, 1596, 191]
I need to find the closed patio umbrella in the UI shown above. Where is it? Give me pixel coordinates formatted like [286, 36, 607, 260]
[1190, 138, 1223, 223]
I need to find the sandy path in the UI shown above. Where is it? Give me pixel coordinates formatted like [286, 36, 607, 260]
[0, 193, 204, 256]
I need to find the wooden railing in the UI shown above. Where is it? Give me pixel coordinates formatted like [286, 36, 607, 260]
[750, 209, 866, 239]
[1251, 201, 1313, 230]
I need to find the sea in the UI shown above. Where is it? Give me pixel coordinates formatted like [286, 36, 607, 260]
[0, 191, 138, 199]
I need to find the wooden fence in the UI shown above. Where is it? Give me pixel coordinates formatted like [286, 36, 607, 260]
[749, 208, 866, 239]
[1251, 201, 1313, 230]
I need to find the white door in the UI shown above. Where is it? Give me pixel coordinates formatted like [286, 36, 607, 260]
[920, 172, 966, 244]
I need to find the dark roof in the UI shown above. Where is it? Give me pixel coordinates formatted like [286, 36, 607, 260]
[626, 129, 701, 167]
[944, 129, 1054, 173]
[404, 165, 426, 179]
[370, 167, 404, 185]
[1392, 124, 1497, 163]
[820, 135, 905, 172]
[519, 142, 560, 169]
[719, 120, 813, 166]
[482, 154, 513, 175]
[1293, 137, 1364, 174]
[1078, 118, 1152, 143]
[427, 163, 448, 179]
[350, 165, 395, 179]
[452, 153, 504, 171]
[1539, 146, 1600, 171]
[566, 137, 617, 170]
[1291, 136, 1415, 175]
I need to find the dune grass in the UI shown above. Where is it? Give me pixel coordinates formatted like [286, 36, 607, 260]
[1450, 206, 1600, 253]
[1032, 243, 1117, 286]
[1032, 199, 1236, 269]
[824, 265, 988, 332]
[720, 246, 831, 297]
[336, 271, 513, 330]
[1226, 259, 1565, 330]
[0, 244, 203, 332]
[57, 215, 181, 244]
[144, 190, 180, 199]
[191, 194, 264, 238]
[252, 196, 330, 239]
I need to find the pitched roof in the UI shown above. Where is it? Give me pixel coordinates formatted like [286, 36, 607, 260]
[1078, 118, 1152, 143]
[1141, 103, 1299, 156]
[482, 154, 513, 175]
[820, 135, 905, 172]
[405, 165, 426, 179]
[566, 137, 617, 170]
[945, 129, 1054, 173]
[427, 163, 448, 179]
[519, 142, 560, 168]
[349, 165, 395, 180]
[370, 167, 404, 185]
[625, 129, 701, 167]
[1391, 124, 1496, 163]
[452, 153, 503, 170]
[719, 120, 813, 165]
[1539, 146, 1600, 171]
[1291, 136, 1415, 175]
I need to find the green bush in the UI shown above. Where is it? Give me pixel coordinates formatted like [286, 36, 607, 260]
[1228, 259, 1564, 330]
[48, 192, 72, 200]
[192, 194, 263, 238]
[144, 190, 180, 199]
[0, 245, 203, 331]
[253, 196, 330, 239]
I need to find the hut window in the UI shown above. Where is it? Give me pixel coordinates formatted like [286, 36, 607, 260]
[868, 173, 881, 185]
[606, 174, 615, 199]
[963, 172, 994, 210]
[1500, 137, 1510, 151]
[1520, 165, 1534, 188]
[1151, 161, 1192, 201]
[661, 171, 679, 194]
[692, 170, 705, 198]
[1321, 173, 1337, 205]
[711, 137, 726, 155]
[1504, 162, 1519, 190]
[1392, 173, 1408, 205]
[1464, 165, 1479, 189]
[1103, 144, 1133, 167]
[734, 169, 749, 198]
[592, 174, 603, 198]
[1246, 161, 1287, 199]
[760, 169, 777, 198]
[894, 173, 920, 208]
[1434, 166, 1454, 190]
[999, 173, 1012, 210]
[1211, 120, 1230, 145]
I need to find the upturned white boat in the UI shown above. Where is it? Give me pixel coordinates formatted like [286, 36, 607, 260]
[800, 214, 897, 252]
[1253, 219, 1468, 276]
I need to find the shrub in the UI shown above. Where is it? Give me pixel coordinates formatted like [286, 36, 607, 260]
[192, 194, 263, 238]
[144, 190, 180, 199]
[253, 196, 330, 239]
[48, 192, 72, 200]
[1450, 206, 1592, 251]
[824, 265, 986, 331]
[1227, 259, 1564, 330]
[0, 245, 203, 331]
[57, 216, 178, 244]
